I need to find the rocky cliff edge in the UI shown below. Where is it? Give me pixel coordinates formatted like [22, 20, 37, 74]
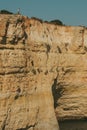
[0, 14, 87, 130]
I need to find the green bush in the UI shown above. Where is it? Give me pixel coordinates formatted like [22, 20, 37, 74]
[0, 9, 13, 14]
[31, 17, 43, 23]
[50, 19, 63, 25]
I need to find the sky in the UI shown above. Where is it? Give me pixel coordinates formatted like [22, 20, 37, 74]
[0, 0, 87, 26]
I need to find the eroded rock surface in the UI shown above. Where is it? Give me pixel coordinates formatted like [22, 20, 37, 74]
[0, 14, 87, 130]
[0, 15, 59, 130]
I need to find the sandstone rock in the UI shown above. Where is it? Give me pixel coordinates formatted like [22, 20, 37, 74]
[0, 15, 59, 130]
[0, 14, 87, 130]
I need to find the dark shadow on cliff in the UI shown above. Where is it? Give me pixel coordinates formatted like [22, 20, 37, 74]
[59, 119, 87, 130]
[52, 77, 63, 109]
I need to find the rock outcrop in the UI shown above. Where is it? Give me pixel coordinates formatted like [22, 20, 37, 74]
[0, 14, 87, 130]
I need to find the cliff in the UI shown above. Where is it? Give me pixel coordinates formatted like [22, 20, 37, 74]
[0, 14, 87, 130]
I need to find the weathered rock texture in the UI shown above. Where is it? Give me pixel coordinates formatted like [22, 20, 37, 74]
[0, 14, 87, 130]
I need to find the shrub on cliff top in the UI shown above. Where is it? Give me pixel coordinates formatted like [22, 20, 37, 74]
[0, 9, 13, 14]
[50, 19, 63, 25]
[31, 17, 43, 23]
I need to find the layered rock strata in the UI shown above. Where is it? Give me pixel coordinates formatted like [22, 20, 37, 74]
[0, 15, 59, 130]
[0, 14, 87, 130]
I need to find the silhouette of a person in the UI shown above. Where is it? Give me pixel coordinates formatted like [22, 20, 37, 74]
[17, 8, 20, 14]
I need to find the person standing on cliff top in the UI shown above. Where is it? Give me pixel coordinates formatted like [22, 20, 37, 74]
[17, 8, 20, 14]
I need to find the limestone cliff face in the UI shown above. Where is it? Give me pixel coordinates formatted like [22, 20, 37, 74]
[0, 14, 87, 130]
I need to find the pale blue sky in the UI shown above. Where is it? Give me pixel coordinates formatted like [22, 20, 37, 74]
[0, 0, 87, 26]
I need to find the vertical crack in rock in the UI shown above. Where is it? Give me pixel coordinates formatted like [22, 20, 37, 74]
[52, 74, 64, 109]
[2, 20, 9, 44]
[35, 107, 39, 125]
[52, 75, 59, 109]
[45, 43, 51, 64]
[2, 108, 11, 130]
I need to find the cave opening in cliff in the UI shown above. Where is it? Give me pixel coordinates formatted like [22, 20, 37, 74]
[52, 76, 63, 109]
[59, 119, 87, 130]
[52, 78, 87, 130]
